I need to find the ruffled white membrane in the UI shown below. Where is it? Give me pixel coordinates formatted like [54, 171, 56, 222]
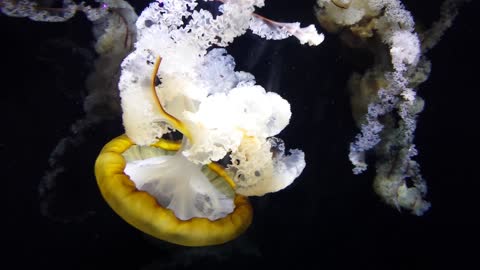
[118, 0, 316, 217]
[123, 145, 234, 221]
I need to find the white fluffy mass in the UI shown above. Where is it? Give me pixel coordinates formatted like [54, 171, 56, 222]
[123, 146, 235, 221]
[317, 0, 430, 215]
[118, 0, 317, 205]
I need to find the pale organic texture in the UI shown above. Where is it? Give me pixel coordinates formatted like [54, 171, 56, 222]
[318, 0, 468, 216]
[182, 85, 292, 164]
[123, 145, 235, 221]
[249, 16, 324, 45]
[316, 0, 440, 215]
[119, 0, 319, 200]
[231, 137, 306, 196]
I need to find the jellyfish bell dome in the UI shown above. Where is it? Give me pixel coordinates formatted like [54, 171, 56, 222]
[95, 134, 253, 246]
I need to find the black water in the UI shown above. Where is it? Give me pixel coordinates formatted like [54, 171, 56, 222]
[2, 0, 478, 269]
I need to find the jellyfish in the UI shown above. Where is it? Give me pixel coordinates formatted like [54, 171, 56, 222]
[95, 57, 254, 246]
[95, 0, 322, 246]
[315, 0, 469, 215]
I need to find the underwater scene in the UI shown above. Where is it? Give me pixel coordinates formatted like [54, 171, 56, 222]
[2, 0, 478, 268]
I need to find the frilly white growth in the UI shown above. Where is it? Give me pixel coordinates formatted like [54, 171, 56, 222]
[0, 0, 116, 22]
[123, 146, 234, 221]
[249, 16, 325, 46]
[388, 30, 420, 73]
[231, 137, 305, 196]
[119, 0, 319, 197]
[316, 0, 435, 215]
[0, 0, 78, 22]
[183, 85, 292, 164]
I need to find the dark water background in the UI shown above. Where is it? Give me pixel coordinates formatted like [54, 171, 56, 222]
[1, 0, 478, 268]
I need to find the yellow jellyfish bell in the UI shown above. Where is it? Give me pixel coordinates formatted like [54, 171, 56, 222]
[95, 57, 253, 246]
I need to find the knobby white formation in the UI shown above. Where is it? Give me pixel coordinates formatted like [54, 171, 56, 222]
[316, 0, 467, 215]
[119, 0, 322, 220]
[317, 0, 429, 215]
[1, 0, 108, 21]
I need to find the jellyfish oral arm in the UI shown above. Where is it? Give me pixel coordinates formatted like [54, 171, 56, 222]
[150, 56, 193, 142]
